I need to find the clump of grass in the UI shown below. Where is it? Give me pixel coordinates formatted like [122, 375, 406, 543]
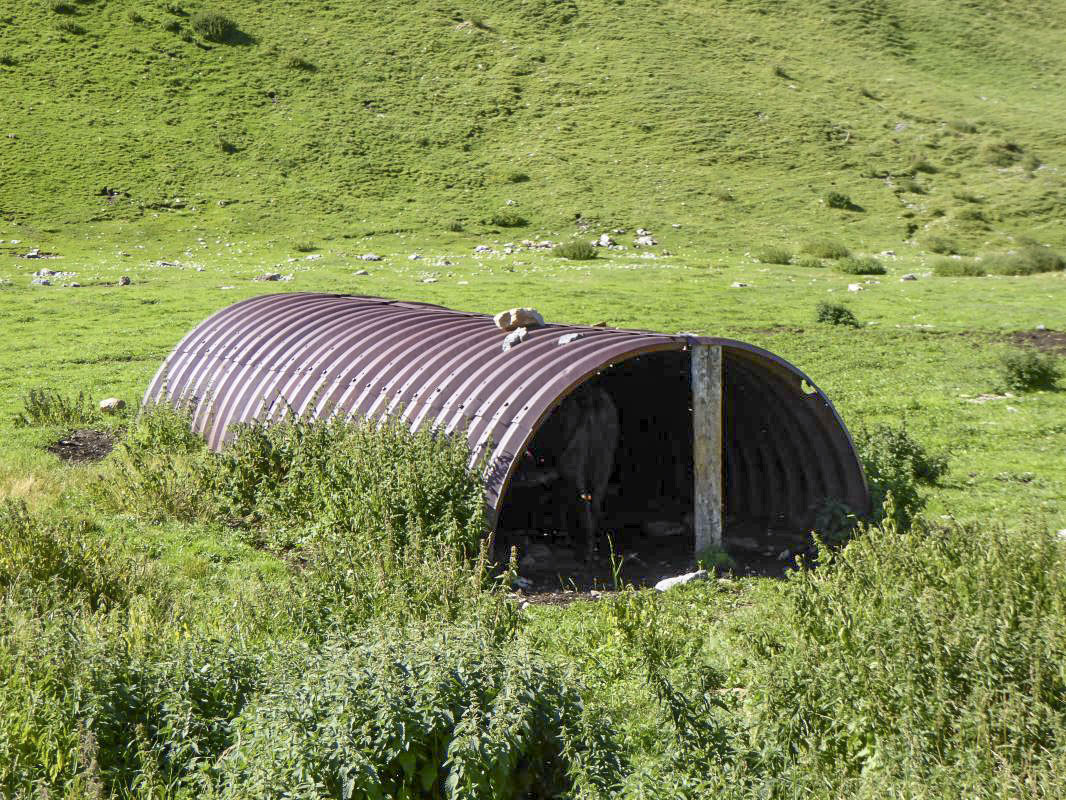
[714, 189, 734, 202]
[489, 211, 526, 228]
[162, 18, 182, 33]
[55, 19, 85, 34]
[999, 349, 1061, 391]
[947, 119, 977, 133]
[859, 87, 880, 100]
[825, 191, 854, 210]
[445, 219, 464, 232]
[983, 140, 1024, 167]
[982, 244, 1065, 275]
[552, 240, 597, 260]
[284, 54, 315, 71]
[12, 388, 100, 429]
[837, 256, 885, 275]
[924, 235, 959, 255]
[293, 241, 317, 252]
[771, 64, 792, 79]
[954, 206, 987, 223]
[754, 246, 791, 265]
[0, 54, 16, 67]
[933, 258, 985, 277]
[127, 9, 145, 23]
[816, 301, 860, 328]
[895, 177, 925, 194]
[191, 10, 237, 42]
[908, 157, 937, 174]
[953, 190, 983, 203]
[795, 256, 824, 268]
[45, 0, 76, 13]
[801, 239, 849, 259]
[1022, 152, 1041, 172]
[504, 171, 529, 183]
[216, 136, 237, 154]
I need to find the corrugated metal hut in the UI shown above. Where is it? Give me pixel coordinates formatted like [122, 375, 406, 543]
[145, 292, 870, 552]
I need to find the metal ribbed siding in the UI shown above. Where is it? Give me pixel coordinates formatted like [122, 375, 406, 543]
[145, 293, 870, 526]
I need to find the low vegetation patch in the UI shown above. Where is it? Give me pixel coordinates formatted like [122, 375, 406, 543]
[12, 388, 101, 429]
[999, 348, 1061, 391]
[825, 191, 855, 210]
[190, 10, 237, 42]
[801, 239, 849, 259]
[489, 211, 527, 227]
[837, 256, 885, 275]
[853, 422, 948, 531]
[552, 239, 597, 260]
[754, 245, 792, 265]
[816, 301, 860, 328]
[933, 257, 986, 277]
[982, 244, 1065, 275]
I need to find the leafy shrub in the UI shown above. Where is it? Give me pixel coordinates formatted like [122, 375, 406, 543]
[12, 387, 100, 428]
[983, 140, 1024, 167]
[853, 422, 948, 530]
[739, 518, 1066, 788]
[754, 246, 792, 265]
[932, 257, 985, 277]
[999, 349, 1061, 391]
[190, 10, 237, 42]
[924, 234, 959, 254]
[489, 211, 527, 227]
[801, 238, 849, 259]
[102, 406, 494, 628]
[552, 239, 597, 260]
[216, 630, 623, 798]
[445, 219, 464, 232]
[0, 502, 153, 612]
[982, 244, 1065, 275]
[816, 301, 860, 328]
[825, 191, 854, 210]
[837, 256, 885, 275]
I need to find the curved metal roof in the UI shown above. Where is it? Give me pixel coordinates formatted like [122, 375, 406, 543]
[145, 292, 870, 525]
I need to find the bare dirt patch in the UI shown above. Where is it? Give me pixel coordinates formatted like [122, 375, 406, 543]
[47, 429, 116, 463]
[1009, 330, 1066, 356]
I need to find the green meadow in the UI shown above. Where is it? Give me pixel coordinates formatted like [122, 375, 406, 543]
[1, 0, 1064, 797]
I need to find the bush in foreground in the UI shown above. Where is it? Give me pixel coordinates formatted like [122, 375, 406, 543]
[754, 246, 791, 265]
[191, 10, 237, 42]
[853, 422, 948, 530]
[999, 348, 1061, 391]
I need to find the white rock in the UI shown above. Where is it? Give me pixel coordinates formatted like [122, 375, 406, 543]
[361, 253, 382, 261]
[474, 245, 493, 253]
[99, 397, 126, 414]
[353, 269, 369, 276]
[255, 273, 282, 282]
[31, 277, 51, 286]
[731, 282, 750, 288]
[847, 283, 863, 292]
[494, 307, 544, 331]
[305, 253, 322, 260]
[655, 570, 708, 592]
[900, 273, 918, 281]
[501, 327, 529, 352]
[409, 253, 422, 260]
[597, 233, 615, 247]
[557, 332, 584, 345]
[1057, 529, 1066, 540]
[635, 234, 657, 247]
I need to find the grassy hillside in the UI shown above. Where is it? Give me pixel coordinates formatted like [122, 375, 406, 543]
[2, 0, 1066, 255]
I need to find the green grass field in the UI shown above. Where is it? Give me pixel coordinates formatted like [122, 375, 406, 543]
[1, 0, 1065, 797]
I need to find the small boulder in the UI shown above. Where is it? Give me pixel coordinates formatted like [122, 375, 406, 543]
[557, 332, 584, 345]
[596, 233, 615, 247]
[361, 253, 382, 262]
[99, 397, 126, 414]
[900, 273, 918, 281]
[353, 269, 370, 276]
[501, 326, 529, 352]
[255, 273, 282, 282]
[655, 570, 708, 592]
[494, 307, 544, 331]
[731, 281, 750, 288]
[119, 275, 132, 286]
[634, 234, 657, 247]
[847, 283, 863, 292]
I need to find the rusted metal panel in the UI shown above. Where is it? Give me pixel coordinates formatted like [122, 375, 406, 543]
[145, 293, 871, 527]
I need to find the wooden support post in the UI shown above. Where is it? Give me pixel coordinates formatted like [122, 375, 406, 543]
[692, 343, 723, 554]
